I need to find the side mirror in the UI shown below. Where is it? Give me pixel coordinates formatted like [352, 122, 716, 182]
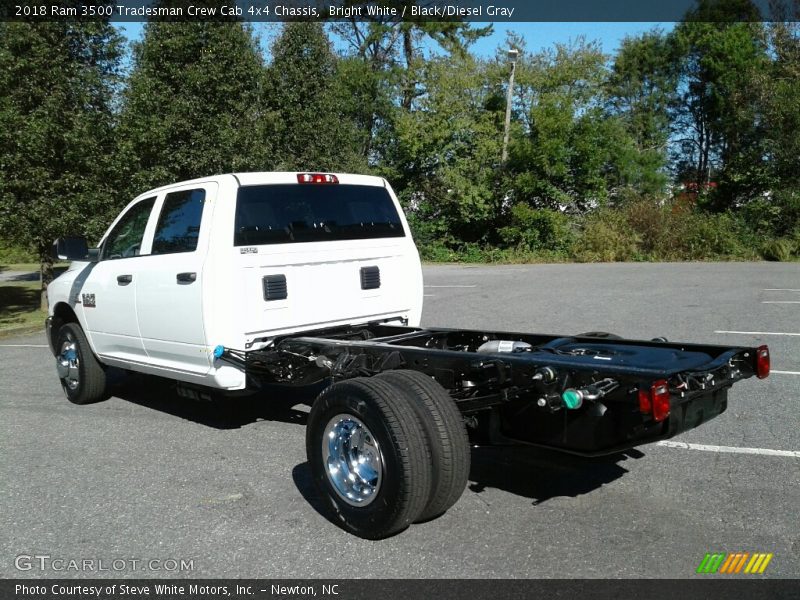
[53, 236, 92, 261]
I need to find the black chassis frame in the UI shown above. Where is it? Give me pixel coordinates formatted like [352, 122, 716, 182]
[219, 323, 760, 456]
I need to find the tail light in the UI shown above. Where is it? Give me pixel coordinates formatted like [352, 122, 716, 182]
[756, 345, 770, 379]
[651, 379, 671, 422]
[640, 379, 671, 422]
[297, 173, 339, 184]
[638, 389, 652, 414]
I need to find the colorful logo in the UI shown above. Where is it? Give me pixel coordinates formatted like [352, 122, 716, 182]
[696, 552, 773, 574]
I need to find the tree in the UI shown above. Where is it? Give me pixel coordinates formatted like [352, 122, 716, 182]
[0, 21, 123, 308]
[509, 39, 637, 212]
[606, 30, 677, 196]
[117, 19, 266, 196]
[395, 20, 493, 111]
[264, 22, 365, 172]
[759, 15, 800, 190]
[329, 13, 491, 161]
[739, 5, 800, 240]
[383, 55, 503, 245]
[669, 0, 769, 207]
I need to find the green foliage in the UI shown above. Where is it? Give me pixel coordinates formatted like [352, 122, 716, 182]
[265, 22, 366, 172]
[118, 21, 266, 196]
[0, 21, 123, 304]
[330, 16, 491, 116]
[676, 211, 753, 258]
[574, 209, 641, 262]
[499, 204, 574, 253]
[759, 21, 800, 190]
[386, 55, 503, 243]
[599, 200, 756, 260]
[606, 31, 675, 195]
[0, 241, 35, 264]
[736, 191, 800, 248]
[415, 198, 771, 263]
[2, 12, 798, 277]
[510, 39, 642, 211]
[761, 239, 794, 262]
[670, 5, 771, 206]
[335, 56, 389, 161]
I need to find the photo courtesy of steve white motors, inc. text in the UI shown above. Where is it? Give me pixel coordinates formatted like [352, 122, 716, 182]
[14, 583, 340, 597]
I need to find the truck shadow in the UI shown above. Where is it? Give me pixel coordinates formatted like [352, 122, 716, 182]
[466, 445, 642, 505]
[110, 374, 640, 509]
[109, 373, 313, 430]
[290, 446, 644, 526]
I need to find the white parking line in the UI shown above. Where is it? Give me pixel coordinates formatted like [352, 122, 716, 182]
[761, 301, 800, 304]
[772, 370, 800, 375]
[657, 440, 800, 458]
[714, 330, 800, 336]
[764, 289, 800, 292]
[0, 344, 48, 348]
[424, 285, 477, 288]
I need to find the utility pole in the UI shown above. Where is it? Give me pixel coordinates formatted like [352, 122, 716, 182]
[501, 47, 519, 165]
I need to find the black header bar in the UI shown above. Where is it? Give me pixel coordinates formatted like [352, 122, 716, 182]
[4, 579, 800, 600]
[1, 0, 791, 23]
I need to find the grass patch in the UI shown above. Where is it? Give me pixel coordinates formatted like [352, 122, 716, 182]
[0, 241, 36, 264]
[0, 281, 46, 336]
[0, 262, 69, 273]
[0, 263, 43, 273]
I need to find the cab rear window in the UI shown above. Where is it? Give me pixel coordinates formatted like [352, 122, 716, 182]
[234, 184, 405, 246]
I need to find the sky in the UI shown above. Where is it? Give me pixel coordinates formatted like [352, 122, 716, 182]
[472, 22, 673, 57]
[113, 21, 675, 61]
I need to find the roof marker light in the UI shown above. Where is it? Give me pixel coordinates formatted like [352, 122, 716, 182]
[297, 173, 339, 184]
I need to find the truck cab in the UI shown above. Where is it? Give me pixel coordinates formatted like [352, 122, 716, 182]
[46, 172, 423, 392]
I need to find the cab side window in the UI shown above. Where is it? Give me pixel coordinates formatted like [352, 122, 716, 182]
[152, 189, 206, 255]
[101, 197, 156, 260]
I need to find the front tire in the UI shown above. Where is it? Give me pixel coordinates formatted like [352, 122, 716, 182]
[55, 323, 108, 405]
[306, 377, 432, 539]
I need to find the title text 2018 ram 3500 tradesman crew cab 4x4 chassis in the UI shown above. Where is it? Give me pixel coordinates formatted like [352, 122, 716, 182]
[46, 171, 770, 539]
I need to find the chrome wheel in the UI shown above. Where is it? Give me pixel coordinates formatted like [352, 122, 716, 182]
[57, 338, 80, 391]
[322, 414, 383, 507]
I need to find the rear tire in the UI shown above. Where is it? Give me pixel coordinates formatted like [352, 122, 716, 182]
[306, 377, 432, 539]
[55, 323, 108, 405]
[377, 370, 470, 522]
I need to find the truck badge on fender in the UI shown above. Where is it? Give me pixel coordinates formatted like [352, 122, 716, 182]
[81, 293, 96, 308]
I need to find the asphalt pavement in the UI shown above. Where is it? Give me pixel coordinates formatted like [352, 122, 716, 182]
[1, 262, 798, 578]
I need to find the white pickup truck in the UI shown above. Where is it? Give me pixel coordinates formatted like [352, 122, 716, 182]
[47, 171, 769, 539]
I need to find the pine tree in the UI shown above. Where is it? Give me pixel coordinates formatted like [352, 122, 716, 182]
[264, 22, 365, 172]
[0, 21, 123, 308]
[118, 20, 266, 196]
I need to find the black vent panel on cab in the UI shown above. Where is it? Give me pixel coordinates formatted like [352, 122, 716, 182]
[263, 274, 287, 301]
[360, 266, 381, 290]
